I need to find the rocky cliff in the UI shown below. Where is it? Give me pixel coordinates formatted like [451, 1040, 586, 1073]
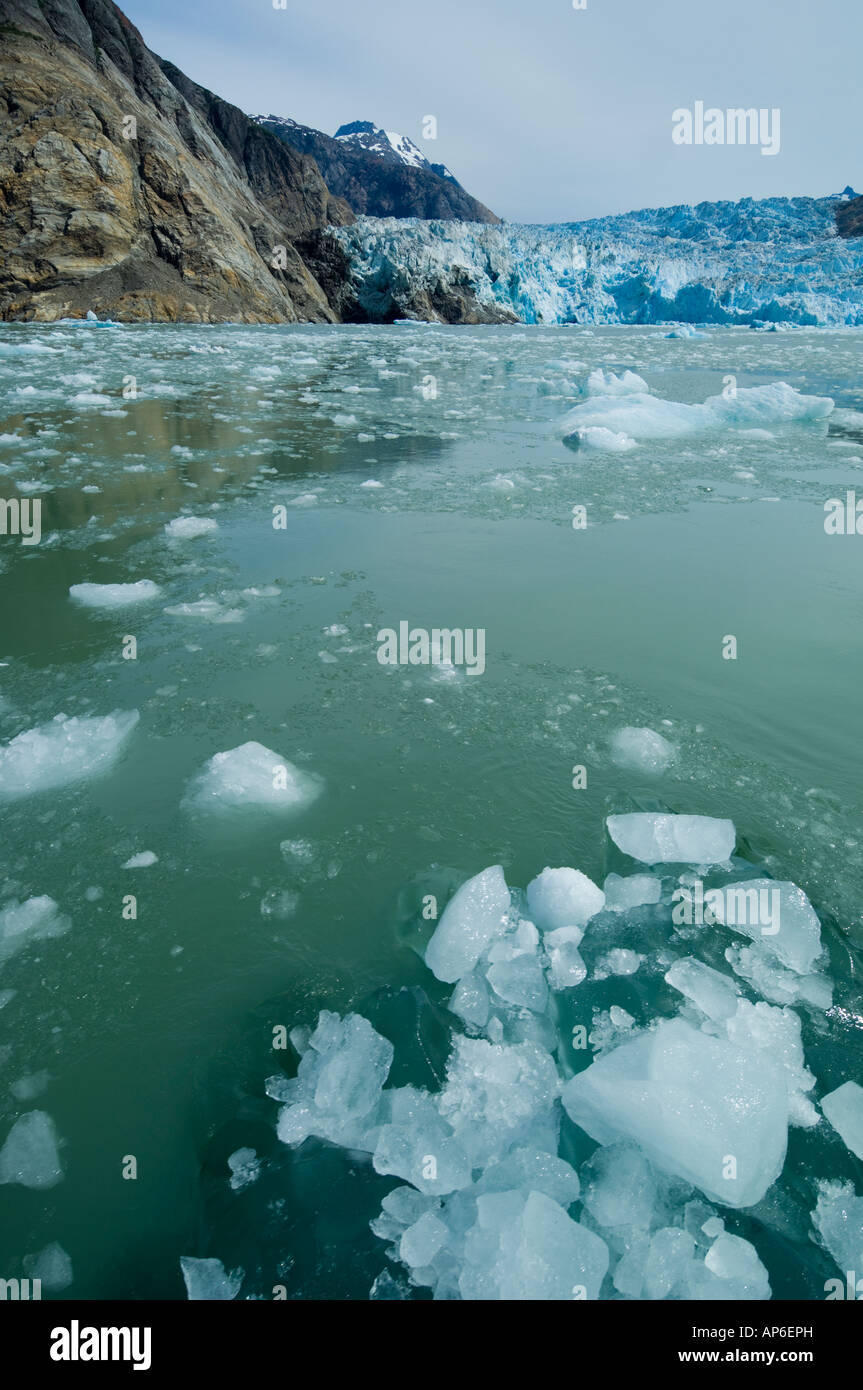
[0, 0, 353, 322]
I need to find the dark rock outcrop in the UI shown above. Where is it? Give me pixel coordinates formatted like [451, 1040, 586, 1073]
[836, 195, 863, 239]
[0, 0, 353, 321]
[253, 114, 499, 225]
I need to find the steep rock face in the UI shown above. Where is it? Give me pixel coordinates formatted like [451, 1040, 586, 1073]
[253, 114, 499, 225]
[0, 0, 353, 322]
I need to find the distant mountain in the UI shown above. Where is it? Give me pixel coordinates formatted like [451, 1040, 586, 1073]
[251, 114, 499, 224]
[333, 120, 458, 185]
[0, 0, 352, 322]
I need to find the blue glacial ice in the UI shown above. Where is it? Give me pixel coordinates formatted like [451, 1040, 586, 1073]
[334, 193, 863, 326]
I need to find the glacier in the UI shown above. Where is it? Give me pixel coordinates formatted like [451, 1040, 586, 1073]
[333, 193, 863, 326]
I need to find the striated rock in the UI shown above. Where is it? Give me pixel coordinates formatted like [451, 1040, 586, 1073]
[0, 0, 353, 322]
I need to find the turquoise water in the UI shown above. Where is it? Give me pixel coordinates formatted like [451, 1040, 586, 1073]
[0, 322, 861, 1299]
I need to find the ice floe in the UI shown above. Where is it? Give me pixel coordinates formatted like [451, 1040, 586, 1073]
[0, 711, 139, 801]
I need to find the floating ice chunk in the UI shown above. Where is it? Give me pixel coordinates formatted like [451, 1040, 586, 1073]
[0, 1111, 63, 1188]
[460, 1190, 608, 1301]
[821, 1082, 863, 1161]
[581, 1142, 656, 1230]
[180, 1256, 243, 1301]
[607, 813, 735, 865]
[665, 957, 740, 1022]
[478, 1146, 581, 1207]
[561, 382, 833, 446]
[400, 1210, 449, 1268]
[164, 516, 218, 540]
[812, 1180, 863, 1275]
[425, 866, 511, 983]
[10, 1070, 50, 1100]
[603, 872, 662, 911]
[0, 711, 139, 801]
[0, 896, 70, 970]
[724, 999, 817, 1128]
[184, 742, 323, 817]
[571, 426, 637, 453]
[164, 599, 244, 623]
[563, 1017, 788, 1207]
[710, 879, 822, 975]
[585, 369, 650, 397]
[594, 948, 643, 980]
[610, 726, 676, 774]
[276, 1011, 393, 1152]
[227, 1147, 261, 1191]
[486, 953, 548, 1012]
[703, 1232, 771, 1300]
[69, 580, 160, 608]
[23, 1242, 73, 1291]
[373, 1085, 471, 1195]
[438, 1036, 561, 1168]
[526, 866, 605, 931]
[645, 1228, 697, 1299]
[122, 851, 158, 869]
[725, 942, 832, 1009]
[449, 969, 491, 1028]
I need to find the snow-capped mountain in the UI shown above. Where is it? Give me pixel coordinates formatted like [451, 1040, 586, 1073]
[333, 120, 457, 184]
[251, 114, 498, 223]
[331, 193, 863, 326]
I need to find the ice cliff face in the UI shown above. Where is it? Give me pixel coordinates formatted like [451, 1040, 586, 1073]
[333, 194, 863, 326]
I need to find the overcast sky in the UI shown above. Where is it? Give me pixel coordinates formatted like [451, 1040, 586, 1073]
[122, 0, 861, 223]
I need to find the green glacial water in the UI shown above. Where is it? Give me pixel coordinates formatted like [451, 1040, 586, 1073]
[0, 321, 861, 1300]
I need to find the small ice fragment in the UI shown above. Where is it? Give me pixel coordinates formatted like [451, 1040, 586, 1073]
[425, 866, 511, 983]
[610, 726, 675, 774]
[709, 879, 822, 975]
[526, 866, 605, 931]
[183, 742, 323, 817]
[0, 896, 71, 969]
[122, 851, 158, 869]
[69, 580, 160, 608]
[399, 1211, 449, 1268]
[607, 813, 735, 865]
[0, 1111, 64, 1188]
[180, 1256, 243, 1300]
[164, 517, 218, 540]
[0, 711, 139, 801]
[603, 872, 662, 911]
[665, 957, 740, 1022]
[227, 1147, 261, 1191]
[821, 1081, 863, 1161]
[23, 1241, 73, 1291]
